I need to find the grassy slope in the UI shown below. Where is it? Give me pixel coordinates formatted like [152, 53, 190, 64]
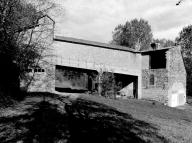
[77, 95, 192, 143]
[0, 93, 192, 143]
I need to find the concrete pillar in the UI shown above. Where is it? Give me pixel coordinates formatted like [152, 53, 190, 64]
[137, 75, 142, 99]
[137, 53, 142, 99]
[98, 74, 102, 96]
[45, 62, 56, 93]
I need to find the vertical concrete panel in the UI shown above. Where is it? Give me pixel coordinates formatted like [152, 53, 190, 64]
[137, 54, 142, 99]
[167, 46, 186, 107]
[46, 64, 56, 93]
[168, 82, 186, 107]
[142, 54, 150, 69]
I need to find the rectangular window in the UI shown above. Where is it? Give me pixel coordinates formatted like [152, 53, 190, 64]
[150, 51, 167, 69]
[149, 74, 155, 85]
[26, 69, 32, 72]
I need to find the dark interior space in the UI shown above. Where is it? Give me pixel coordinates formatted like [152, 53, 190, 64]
[55, 65, 138, 97]
[55, 65, 98, 93]
[149, 50, 167, 69]
[113, 73, 138, 98]
[114, 73, 136, 88]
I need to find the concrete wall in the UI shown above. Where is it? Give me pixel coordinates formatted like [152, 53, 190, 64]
[23, 40, 142, 98]
[52, 42, 141, 76]
[24, 38, 186, 107]
[167, 46, 186, 107]
[51, 41, 142, 98]
[142, 54, 150, 69]
[55, 66, 89, 91]
[24, 60, 55, 93]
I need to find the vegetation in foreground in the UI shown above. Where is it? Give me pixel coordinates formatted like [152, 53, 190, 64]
[0, 92, 192, 143]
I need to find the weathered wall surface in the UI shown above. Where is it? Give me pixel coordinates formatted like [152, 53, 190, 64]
[142, 55, 150, 69]
[55, 66, 89, 91]
[167, 46, 186, 107]
[24, 40, 142, 98]
[141, 46, 186, 106]
[141, 51, 168, 104]
[50, 41, 142, 98]
[25, 60, 56, 93]
[52, 42, 141, 76]
[142, 69, 168, 104]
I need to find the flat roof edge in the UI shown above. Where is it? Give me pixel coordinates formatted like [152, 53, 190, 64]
[54, 35, 137, 53]
[140, 46, 176, 53]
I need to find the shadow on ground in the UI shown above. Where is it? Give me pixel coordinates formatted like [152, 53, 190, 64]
[0, 93, 168, 143]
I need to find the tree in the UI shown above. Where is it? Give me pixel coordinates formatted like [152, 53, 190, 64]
[111, 19, 153, 51]
[176, 25, 192, 96]
[176, 25, 192, 66]
[0, 0, 55, 96]
[153, 38, 175, 48]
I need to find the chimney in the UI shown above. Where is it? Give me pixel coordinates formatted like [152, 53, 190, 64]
[151, 43, 159, 50]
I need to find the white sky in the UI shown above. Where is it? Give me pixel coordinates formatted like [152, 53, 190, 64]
[51, 0, 192, 43]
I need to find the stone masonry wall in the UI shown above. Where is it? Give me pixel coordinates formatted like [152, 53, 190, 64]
[142, 69, 168, 104]
[24, 59, 56, 93]
[167, 46, 186, 106]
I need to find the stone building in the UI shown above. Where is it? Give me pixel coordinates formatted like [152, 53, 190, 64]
[141, 46, 186, 107]
[26, 36, 186, 107]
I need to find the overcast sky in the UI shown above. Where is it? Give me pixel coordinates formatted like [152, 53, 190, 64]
[52, 0, 192, 43]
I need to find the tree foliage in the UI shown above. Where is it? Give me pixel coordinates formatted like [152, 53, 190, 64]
[176, 25, 192, 95]
[0, 0, 55, 94]
[111, 19, 153, 51]
[176, 25, 192, 67]
[100, 72, 116, 98]
[153, 39, 175, 48]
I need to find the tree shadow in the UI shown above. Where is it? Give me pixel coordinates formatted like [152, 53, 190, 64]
[0, 93, 168, 143]
[66, 98, 168, 143]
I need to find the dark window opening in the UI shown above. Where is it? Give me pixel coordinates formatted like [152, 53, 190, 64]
[34, 68, 45, 72]
[26, 69, 32, 72]
[150, 51, 166, 69]
[149, 74, 155, 85]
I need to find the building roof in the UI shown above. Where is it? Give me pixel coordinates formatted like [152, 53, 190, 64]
[54, 35, 176, 54]
[54, 36, 137, 53]
[141, 46, 174, 53]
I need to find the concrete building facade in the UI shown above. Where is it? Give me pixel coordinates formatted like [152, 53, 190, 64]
[27, 36, 186, 107]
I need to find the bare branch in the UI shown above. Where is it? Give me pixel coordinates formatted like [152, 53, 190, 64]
[176, 0, 184, 5]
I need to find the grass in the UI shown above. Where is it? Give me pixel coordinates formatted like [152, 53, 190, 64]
[0, 92, 192, 143]
[79, 95, 192, 142]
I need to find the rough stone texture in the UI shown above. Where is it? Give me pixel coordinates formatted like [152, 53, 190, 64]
[141, 46, 186, 106]
[167, 46, 186, 106]
[26, 60, 56, 93]
[142, 69, 168, 104]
